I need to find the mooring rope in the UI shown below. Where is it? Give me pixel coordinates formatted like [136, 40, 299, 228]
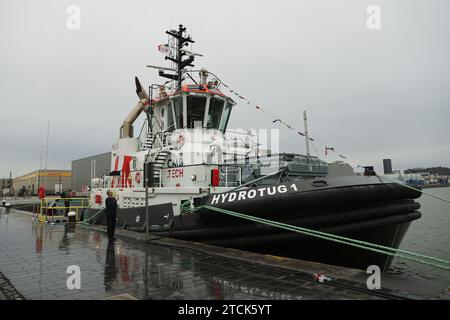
[77, 209, 105, 225]
[199, 205, 450, 271]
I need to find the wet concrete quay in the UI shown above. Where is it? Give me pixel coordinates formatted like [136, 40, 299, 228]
[0, 207, 448, 300]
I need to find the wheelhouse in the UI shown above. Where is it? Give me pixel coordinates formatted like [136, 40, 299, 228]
[151, 85, 235, 134]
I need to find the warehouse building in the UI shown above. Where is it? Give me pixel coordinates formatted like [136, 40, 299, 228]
[71, 152, 111, 192]
[13, 170, 72, 196]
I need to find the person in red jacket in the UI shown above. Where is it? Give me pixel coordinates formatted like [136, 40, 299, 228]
[38, 186, 46, 200]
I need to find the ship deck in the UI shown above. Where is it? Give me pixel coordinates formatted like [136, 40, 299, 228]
[0, 205, 448, 300]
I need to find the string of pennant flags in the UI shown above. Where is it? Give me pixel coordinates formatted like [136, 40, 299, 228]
[219, 81, 350, 161]
[220, 83, 312, 139]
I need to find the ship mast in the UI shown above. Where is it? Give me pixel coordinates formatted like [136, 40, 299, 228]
[303, 110, 310, 160]
[158, 24, 195, 90]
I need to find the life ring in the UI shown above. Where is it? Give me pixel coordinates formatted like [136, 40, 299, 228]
[135, 172, 142, 184]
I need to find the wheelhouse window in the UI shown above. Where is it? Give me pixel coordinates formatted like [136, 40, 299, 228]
[187, 95, 207, 128]
[167, 102, 175, 132]
[173, 96, 183, 129]
[160, 107, 165, 131]
[219, 103, 232, 132]
[206, 98, 225, 129]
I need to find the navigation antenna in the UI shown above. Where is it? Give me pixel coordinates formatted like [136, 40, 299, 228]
[158, 24, 196, 90]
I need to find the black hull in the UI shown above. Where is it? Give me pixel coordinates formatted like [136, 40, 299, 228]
[86, 176, 422, 271]
[201, 215, 416, 271]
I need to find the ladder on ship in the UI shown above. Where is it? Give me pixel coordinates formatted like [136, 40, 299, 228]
[142, 132, 154, 150]
[151, 150, 171, 185]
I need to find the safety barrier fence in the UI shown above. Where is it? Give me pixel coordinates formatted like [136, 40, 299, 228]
[34, 197, 90, 223]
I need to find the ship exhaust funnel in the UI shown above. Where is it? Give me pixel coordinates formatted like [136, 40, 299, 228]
[120, 77, 149, 138]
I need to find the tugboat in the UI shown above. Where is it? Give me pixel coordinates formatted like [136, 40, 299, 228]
[87, 25, 421, 271]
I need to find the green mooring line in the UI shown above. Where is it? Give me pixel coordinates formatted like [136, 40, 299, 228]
[79, 209, 105, 225]
[201, 205, 450, 271]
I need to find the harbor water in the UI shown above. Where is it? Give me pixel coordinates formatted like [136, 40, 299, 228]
[390, 187, 450, 281]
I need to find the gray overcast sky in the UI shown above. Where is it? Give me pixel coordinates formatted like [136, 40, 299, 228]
[0, 0, 449, 178]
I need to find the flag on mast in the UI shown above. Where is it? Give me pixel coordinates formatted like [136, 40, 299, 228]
[157, 44, 171, 55]
[325, 146, 335, 156]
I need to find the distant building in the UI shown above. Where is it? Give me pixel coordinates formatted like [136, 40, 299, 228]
[0, 178, 13, 196]
[383, 159, 393, 175]
[71, 152, 111, 192]
[13, 170, 72, 196]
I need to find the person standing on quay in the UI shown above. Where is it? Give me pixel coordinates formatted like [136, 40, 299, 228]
[105, 190, 118, 241]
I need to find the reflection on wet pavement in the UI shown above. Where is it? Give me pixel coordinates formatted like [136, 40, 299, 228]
[0, 208, 373, 300]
